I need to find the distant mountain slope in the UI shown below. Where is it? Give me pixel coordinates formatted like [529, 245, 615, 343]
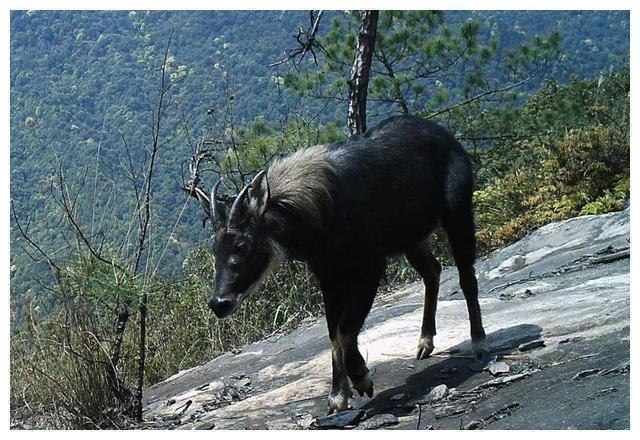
[9, 10, 630, 298]
[470, 10, 629, 82]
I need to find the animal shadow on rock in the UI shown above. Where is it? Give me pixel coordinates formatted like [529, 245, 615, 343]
[361, 323, 543, 417]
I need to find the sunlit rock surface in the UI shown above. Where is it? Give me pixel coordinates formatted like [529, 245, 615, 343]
[144, 207, 630, 430]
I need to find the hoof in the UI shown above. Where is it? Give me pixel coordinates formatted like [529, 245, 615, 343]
[416, 336, 434, 360]
[472, 339, 489, 361]
[352, 371, 374, 398]
[327, 387, 351, 414]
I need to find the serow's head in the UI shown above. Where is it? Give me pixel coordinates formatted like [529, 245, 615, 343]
[196, 171, 282, 318]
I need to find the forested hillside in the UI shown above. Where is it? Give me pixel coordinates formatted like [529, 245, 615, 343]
[9, 10, 629, 429]
[10, 11, 309, 299]
[10, 10, 629, 298]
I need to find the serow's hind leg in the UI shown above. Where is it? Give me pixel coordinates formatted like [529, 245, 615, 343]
[406, 238, 442, 360]
[444, 213, 488, 360]
[458, 264, 488, 359]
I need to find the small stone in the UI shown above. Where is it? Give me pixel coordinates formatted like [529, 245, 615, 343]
[600, 364, 630, 376]
[426, 384, 449, 402]
[571, 368, 602, 380]
[463, 420, 482, 430]
[234, 377, 251, 387]
[189, 410, 205, 422]
[355, 413, 399, 430]
[558, 337, 579, 344]
[488, 361, 511, 376]
[165, 398, 176, 406]
[518, 339, 545, 351]
[586, 387, 618, 400]
[297, 414, 315, 429]
[313, 409, 365, 429]
[434, 404, 468, 419]
[471, 371, 534, 391]
[390, 393, 406, 401]
[520, 288, 535, 298]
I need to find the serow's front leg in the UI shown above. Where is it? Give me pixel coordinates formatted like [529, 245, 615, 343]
[336, 258, 384, 400]
[319, 257, 383, 412]
[328, 338, 352, 414]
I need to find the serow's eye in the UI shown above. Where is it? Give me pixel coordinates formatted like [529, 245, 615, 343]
[236, 242, 250, 255]
[228, 255, 241, 270]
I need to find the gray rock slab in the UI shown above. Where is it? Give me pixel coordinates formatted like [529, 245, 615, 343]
[144, 208, 629, 429]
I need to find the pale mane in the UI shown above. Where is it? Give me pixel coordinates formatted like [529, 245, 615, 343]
[267, 145, 336, 227]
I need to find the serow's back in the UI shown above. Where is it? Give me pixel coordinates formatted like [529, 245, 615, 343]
[324, 115, 473, 257]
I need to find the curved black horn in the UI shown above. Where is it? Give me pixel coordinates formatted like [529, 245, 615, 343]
[227, 184, 250, 229]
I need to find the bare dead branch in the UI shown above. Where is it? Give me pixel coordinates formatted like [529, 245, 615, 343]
[269, 10, 324, 68]
[11, 201, 60, 273]
[54, 170, 127, 274]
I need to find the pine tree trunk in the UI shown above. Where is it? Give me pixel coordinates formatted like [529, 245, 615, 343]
[347, 10, 379, 136]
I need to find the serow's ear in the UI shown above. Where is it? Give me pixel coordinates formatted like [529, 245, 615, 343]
[212, 199, 230, 230]
[248, 170, 270, 218]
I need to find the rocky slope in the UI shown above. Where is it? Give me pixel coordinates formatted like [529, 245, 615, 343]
[143, 207, 630, 430]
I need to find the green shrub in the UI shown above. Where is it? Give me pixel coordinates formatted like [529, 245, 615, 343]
[10, 255, 138, 429]
[475, 124, 629, 249]
[473, 67, 629, 251]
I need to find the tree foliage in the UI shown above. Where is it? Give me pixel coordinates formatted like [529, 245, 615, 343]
[474, 67, 630, 250]
[284, 10, 561, 127]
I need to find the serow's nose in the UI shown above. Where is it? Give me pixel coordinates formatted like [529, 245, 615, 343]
[208, 296, 235, 318]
